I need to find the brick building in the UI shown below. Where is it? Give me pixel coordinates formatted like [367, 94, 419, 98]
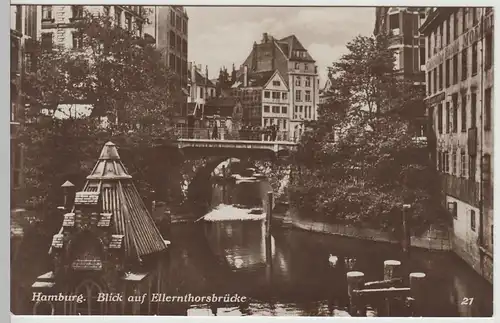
[374, 7, 428, 137]
[420, 7, 493, 284]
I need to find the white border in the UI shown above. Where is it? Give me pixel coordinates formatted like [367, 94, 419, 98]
[4, 1, 499, 323]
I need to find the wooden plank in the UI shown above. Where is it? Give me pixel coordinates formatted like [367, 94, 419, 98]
[353, 287, 410, 297]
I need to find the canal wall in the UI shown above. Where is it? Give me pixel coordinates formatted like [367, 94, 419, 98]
[279, 209, 452, 251]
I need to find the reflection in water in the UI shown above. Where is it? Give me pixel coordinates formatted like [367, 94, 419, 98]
[164, 176, 493, 317]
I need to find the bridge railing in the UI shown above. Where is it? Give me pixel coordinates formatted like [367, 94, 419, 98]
[175, 127, 299, 143]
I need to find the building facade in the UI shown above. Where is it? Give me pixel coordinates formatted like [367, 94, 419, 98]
[239, 33, 320, 140]
[420, 7, 493, 284]
[11, 5, 38, 208]
[187, 62, 216, 120]
[261, 70, 290, 139]
[38, 5, 146, 49]
[374, 7, 428, 137]
[144, 6, 189, 124]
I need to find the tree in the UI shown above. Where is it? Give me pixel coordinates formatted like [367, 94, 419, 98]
[289, 33, 444, 233]
[19, 9, 180, 221]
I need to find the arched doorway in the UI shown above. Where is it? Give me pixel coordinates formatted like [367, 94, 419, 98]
[73, 279, 106, 315]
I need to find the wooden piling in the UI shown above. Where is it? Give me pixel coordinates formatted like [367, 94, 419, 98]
[409, 272, 426, 316]
[346, 271, 365, 316]
[265, 192, 273, 267]
[222, 165, 227, 204]
[401, 204, 412, 255]
[383, 260, 402, 280]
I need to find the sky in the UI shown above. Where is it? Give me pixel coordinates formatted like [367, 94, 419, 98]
[186, 6, 376, 86]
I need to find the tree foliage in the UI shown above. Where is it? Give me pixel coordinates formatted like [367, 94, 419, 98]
[289, 33, 444, 233]
[19, 9, 179, 218]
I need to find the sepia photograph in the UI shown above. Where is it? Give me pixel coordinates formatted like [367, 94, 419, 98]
[9, 2, 494, 317]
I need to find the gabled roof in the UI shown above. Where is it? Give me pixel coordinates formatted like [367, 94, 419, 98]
[262, 70, 289, 90]
[190, 69, 216, 87]
[82, 142, 167, 261]
[278, 35, 315, 62]
[233, 70, 276, 89]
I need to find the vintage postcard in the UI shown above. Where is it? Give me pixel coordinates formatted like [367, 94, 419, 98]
[10, 2, 494, 318]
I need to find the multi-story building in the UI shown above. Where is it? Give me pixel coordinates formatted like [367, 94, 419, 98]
[187, 62, 216, 122]
[261, 70, 290, 137]
[38, 5, 146, 49]
[144, 6, 189, 126]
[374, 7, 428, 137]
[11, 5, 38, 208]
[420, 7, 493, 284]
[238, 33, 320, 140]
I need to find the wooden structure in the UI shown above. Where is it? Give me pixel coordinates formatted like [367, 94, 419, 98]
[31, 142, 170, 315]
[346, 260, 426, 317]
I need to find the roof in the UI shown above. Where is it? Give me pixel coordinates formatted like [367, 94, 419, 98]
[190, 69, 216, 87]
[233, 70, 275, 88]
[81, 142, 168, 260]
[49, 142, 167, 262]
[278, 35, 315, 62]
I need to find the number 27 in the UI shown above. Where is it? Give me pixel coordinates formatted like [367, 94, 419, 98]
[461, 297, 474, 305]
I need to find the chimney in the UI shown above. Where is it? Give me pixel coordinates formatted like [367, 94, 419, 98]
[262, 32, 268, 43]
[243, 65, 248, 87]
[190, 61, 196, 86]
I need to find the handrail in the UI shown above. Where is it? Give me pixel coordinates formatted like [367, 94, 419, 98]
[174, 127, 300, 143]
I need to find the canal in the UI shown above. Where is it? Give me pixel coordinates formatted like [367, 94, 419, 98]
[161, 168, 493, 317]
[11, 162, 493, 317]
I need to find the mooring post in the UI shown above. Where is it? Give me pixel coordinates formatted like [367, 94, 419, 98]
[382, 260, 401, 316]
[265, 192, 273, 267]
[383, 260, 402, 280]
[222, 165, 227, 204]
[401, 204, 412, 256]
[409, 272, 426, 317]
[346, 271, 365, 316]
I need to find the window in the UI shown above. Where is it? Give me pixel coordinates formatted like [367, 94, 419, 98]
[305, 90, 311, 102]
[170, 10, 175, 26]
[462, 8, 468, 33]
[433, 68, 437, 93]
[264, 91, 270, 99]
[446, 102, 450, 133]
[437, 103, 443, 134]
[445, 152, 450, 173]
[420, 46, 426, 67]
[453, 12, 458, 39]
[470, 210, 476, 232]
[485, 33, 493, 69]
[305, 77, 311, 87]
[72, 32, 83, 49]
[115, 7, 122, 26]
[295, 62, 300, 70]
[176, 15, 181, 30]
[452, 151, 457, 175]
[199, 87, 204, 99]
[263, 118, 268, 126]
[483, 153, 491, 184]
[41, 33, 53, 51]
[438, 151, 443, 171]
[283, 119, 287, 130]
[438, 64, 443, 90]
[438, 23, 443, 49]
[281, 106, 287, 114]
[445, 20, 450, 45]
[469, 155, 476, 180]
[452, 94, 458, 132]
[73, 280, 104, 315]
[182, 19, 187, 33]
[433, 31, 438, 54]
[182, 40, 187, 55]
[461, 49, 468, 80]
[452, 54, 458, 84]
[296, 90, 301, 101]
[461, 150, 467, 177]
[125, 14, 132, 31]
[169, 31, 175, 49]
[295, 77, 301, 86]
[485, 88, 491, 130]
[394, 50, 401, 70]
[472, 42, 478, 75]
[272, 80, 280, 86]
[176, 35, 181, 52]
[458, 99, 466, 133]
[282, 92, 287, 100]
[71, 5, 84, 19]
[389, 13, 400, 33]
[169, 53, 175, 70]
[426, 71, 431, 95]
[304, 64, 309, 71]
[272, 106, 279, 113]
[264, 106, 270, 113]
[272, 91, 280, 99]
[42, 5, 53, 21]
[471, 92, 477, 128]
[445, 59, 450, 88]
